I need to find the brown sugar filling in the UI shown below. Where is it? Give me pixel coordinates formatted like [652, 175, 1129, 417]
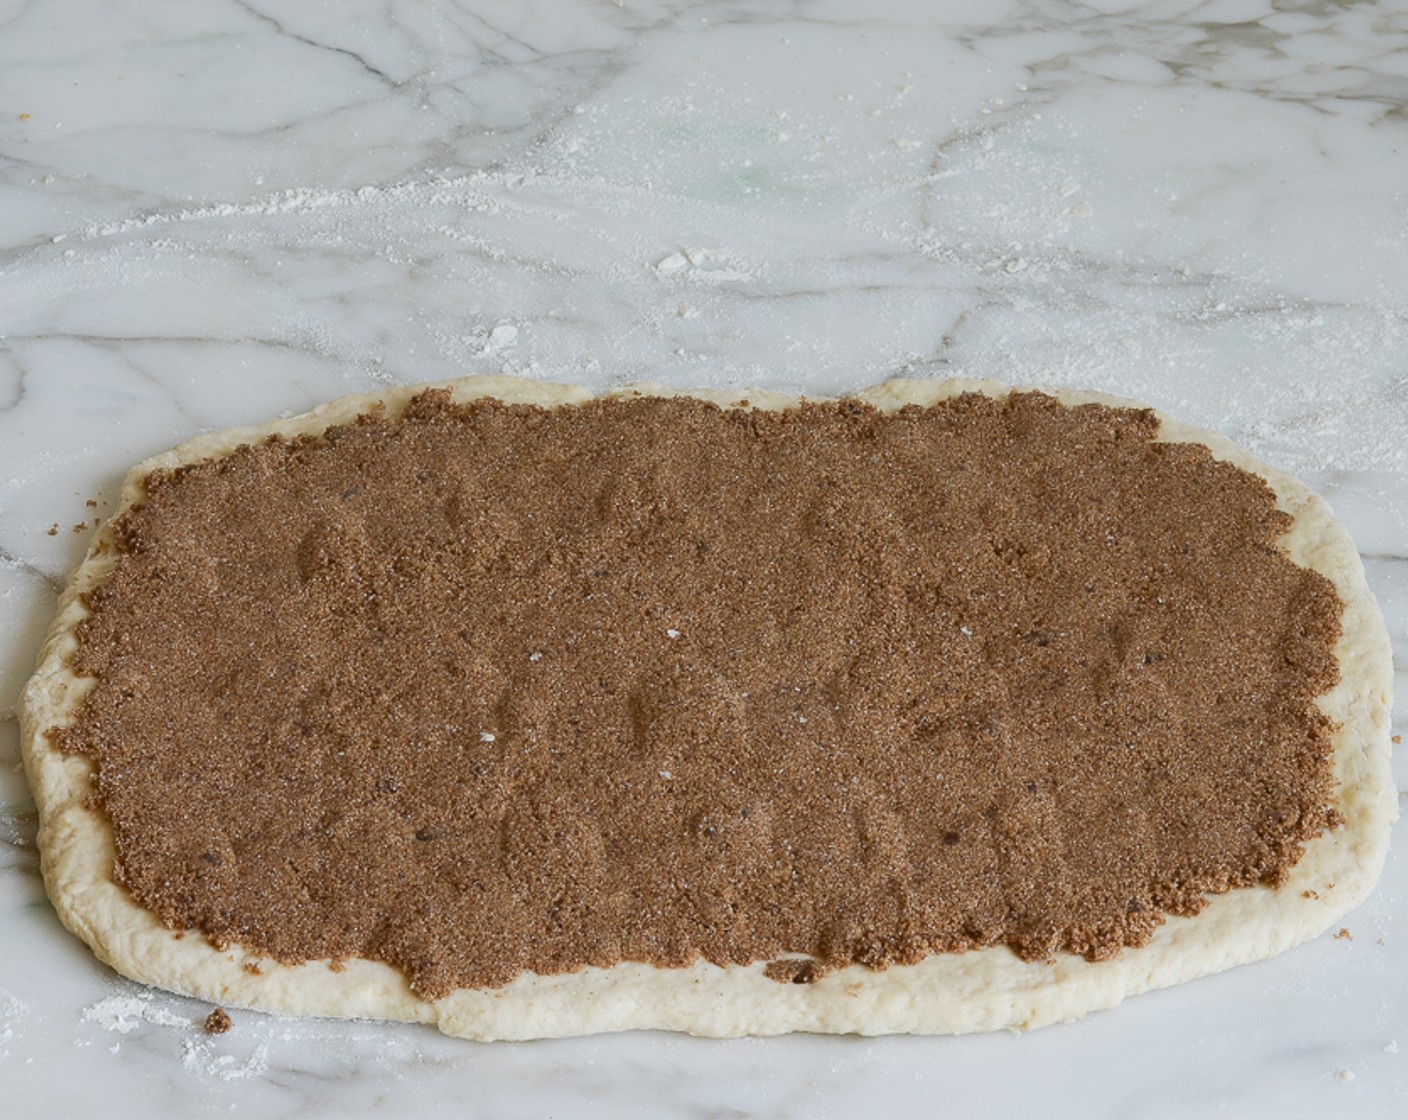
[54, 389, 1343, 999]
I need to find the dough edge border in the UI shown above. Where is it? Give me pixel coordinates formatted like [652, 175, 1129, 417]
[18, 374, 1397, 1041]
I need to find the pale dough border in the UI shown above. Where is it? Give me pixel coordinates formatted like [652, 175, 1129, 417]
[18, 375, 1397, 1040]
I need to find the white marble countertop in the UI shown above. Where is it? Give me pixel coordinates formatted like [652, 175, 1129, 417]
[2, 1, 1405, 1116]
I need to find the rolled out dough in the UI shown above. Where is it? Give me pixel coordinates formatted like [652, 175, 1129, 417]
[18, 376, 1396, 1040]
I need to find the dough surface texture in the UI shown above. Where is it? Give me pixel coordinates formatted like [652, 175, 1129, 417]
[19, 375, 1396, 1040]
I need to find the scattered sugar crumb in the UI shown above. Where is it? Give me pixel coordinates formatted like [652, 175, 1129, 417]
[204, 1008, 233, 1035]
[1385, 1040, 1399, 1054]
[529, 651, 543, 662]
[1335, 927, 1354, 941]
[46, 523, 58, 536]
[480, 731, 496, 742]
[1335, 1067, 1355, 1083]
[666, 628, 681, 639]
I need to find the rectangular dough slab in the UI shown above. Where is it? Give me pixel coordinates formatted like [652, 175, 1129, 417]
[19, 375, 1396, 1040]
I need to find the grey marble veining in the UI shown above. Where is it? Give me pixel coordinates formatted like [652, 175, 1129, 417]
[1, 1, 1405, 1116]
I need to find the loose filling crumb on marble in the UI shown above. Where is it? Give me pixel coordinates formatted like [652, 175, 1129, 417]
[54, 390, 1342, 998]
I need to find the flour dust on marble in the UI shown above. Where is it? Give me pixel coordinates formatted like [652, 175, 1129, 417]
[0, 988, 28, 1059]
[1, 70, 1400, 480]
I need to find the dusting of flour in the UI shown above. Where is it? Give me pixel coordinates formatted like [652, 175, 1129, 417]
[0, 988, 27, 1058]
[79, 992, 273, 1082]
[83, 993, 193, 1033]
[182, 1037, 270, 1082]
[7, 95, 1400, 479]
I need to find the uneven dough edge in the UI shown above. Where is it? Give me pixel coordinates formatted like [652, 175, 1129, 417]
[18, 374, 1396, 1041]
